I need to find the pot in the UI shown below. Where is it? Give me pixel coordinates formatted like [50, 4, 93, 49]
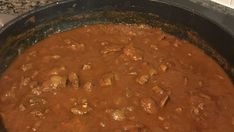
[0, 0, 233, 131]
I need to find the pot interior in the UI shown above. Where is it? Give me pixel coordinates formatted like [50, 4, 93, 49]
[0, 0, 233, 131]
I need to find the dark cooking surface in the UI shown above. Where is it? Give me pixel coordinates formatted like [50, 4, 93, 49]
[0, 24, 234, 132]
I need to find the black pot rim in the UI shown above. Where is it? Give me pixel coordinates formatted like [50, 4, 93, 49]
[1, 0, 233, 37]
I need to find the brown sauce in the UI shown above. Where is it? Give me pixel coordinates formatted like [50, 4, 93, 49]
[0, 24, 234, 132]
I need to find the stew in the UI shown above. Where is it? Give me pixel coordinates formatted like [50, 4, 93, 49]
[0, 24, 234, 132]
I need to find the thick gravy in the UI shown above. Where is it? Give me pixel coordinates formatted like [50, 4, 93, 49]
[0, 24, 234, 132]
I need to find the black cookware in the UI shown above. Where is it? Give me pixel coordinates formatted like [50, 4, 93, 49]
[0, 0, 233, 131]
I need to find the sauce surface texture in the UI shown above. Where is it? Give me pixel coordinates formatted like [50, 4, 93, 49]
[0, 24, 234, 132]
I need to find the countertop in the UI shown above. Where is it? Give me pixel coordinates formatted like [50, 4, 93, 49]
[0, 0, 58, 14]
[0, 0, 59, 27]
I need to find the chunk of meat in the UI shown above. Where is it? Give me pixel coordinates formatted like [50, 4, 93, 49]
[68, 72, 79, 88]
[20, 77, 31, 87]
[49, 75, 67, 88]
[21, 63, 32, 72]
[49, 66, 66, 75]
[160, 95, 170, 108]
[30, 110, 46, 119]
[18, 104, 26, 112]
[31, 86, 42, 96]
[63, 39, 85, 50]
[136, 75, 149, 85]
[111, 109, 126, 121]
[70, 99, 91, 115]
[159, 64, 168, 72]
[101, 45, 122, 54]
[149, 68, 157, 76]
[152, 85, 164, 95]
[28, 97, 47, 106]
[140, 98, 158, 114]
[150, 44, 158, 51]
[82, 64, 92, 70]
[99, 122, 106, 128]
[99, 73, 115, 86]
[83, 81, 93, 92]
[70, 107, 89, 115]
[123, 44, 143, 61]
[42, 75, 67, 92]
[50, 76, 66, 87]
